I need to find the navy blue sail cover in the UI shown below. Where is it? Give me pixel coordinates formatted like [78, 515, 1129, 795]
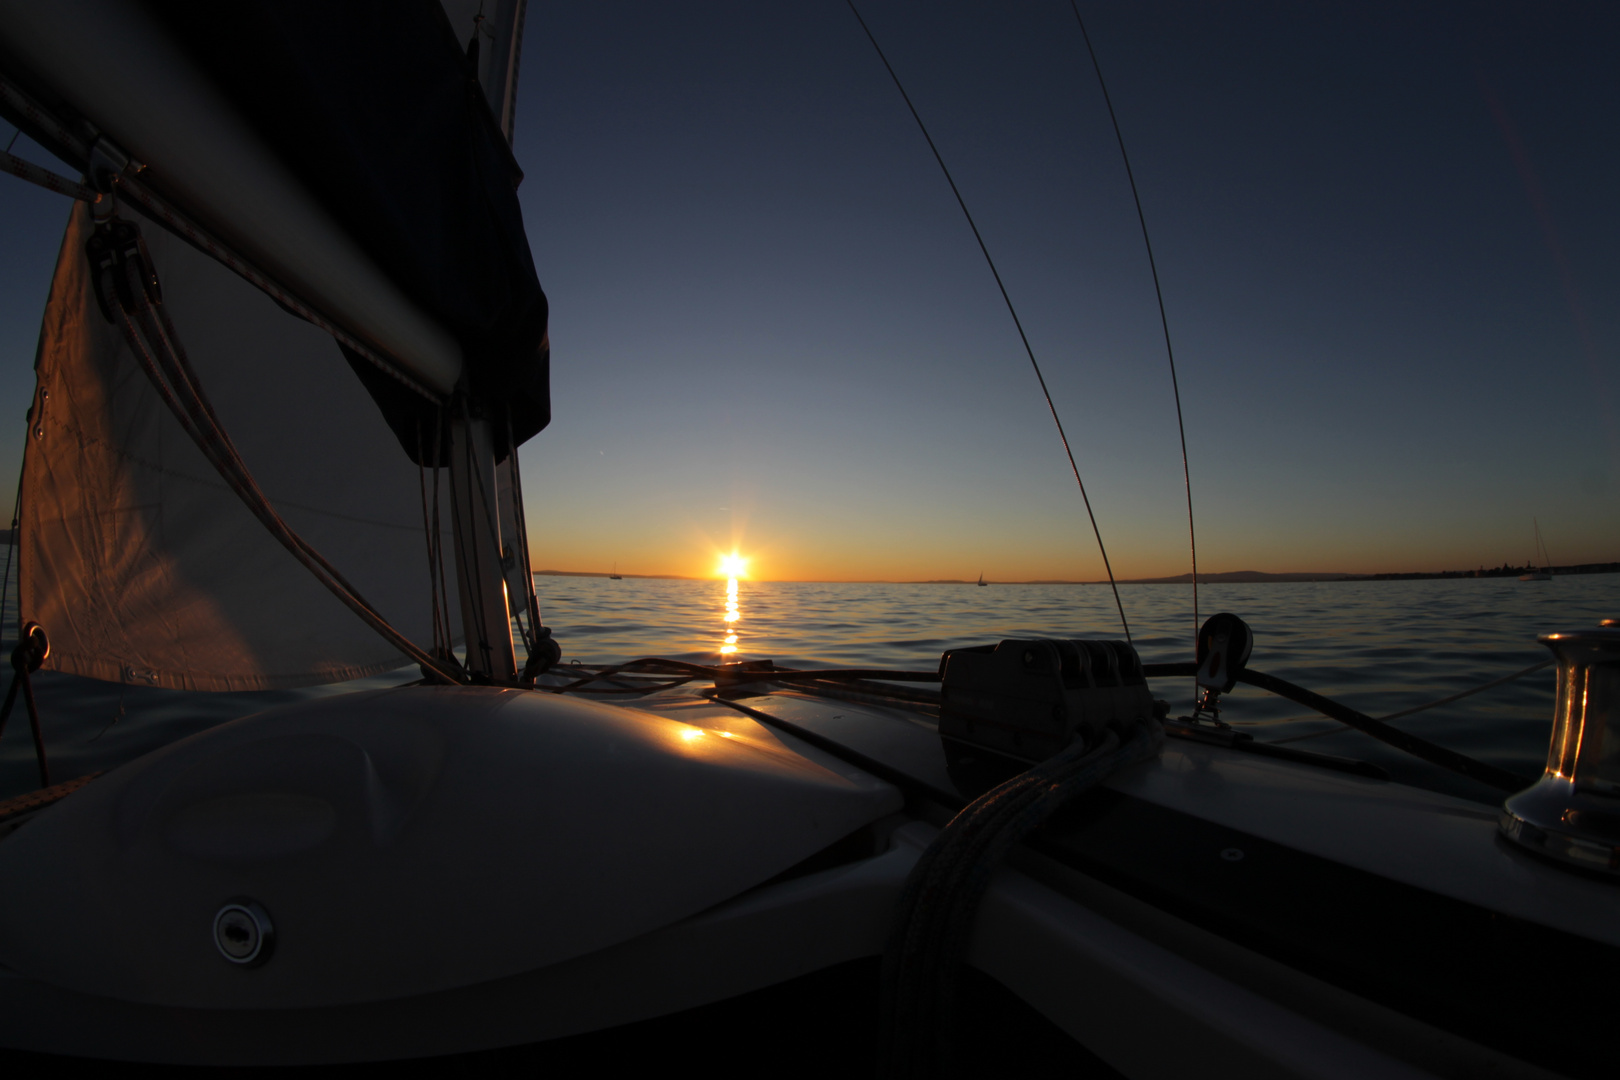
[142, 0, 549, 460]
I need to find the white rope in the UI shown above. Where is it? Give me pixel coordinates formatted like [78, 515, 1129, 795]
[0, 149, 98, 203]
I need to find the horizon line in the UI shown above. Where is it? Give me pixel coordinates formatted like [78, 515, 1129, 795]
[533, 562, 1620, 585]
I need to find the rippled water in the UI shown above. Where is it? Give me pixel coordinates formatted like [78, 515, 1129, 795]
[3, 566, 1617, 805]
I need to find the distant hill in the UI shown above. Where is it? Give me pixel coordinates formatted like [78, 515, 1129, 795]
[900, 572, 1346, 584]
[1119, 570, 1347, 584]
[1122, 564, 1620, 584]
[528, 564, 1620, 584]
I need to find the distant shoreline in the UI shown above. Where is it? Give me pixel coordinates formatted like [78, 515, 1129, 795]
[535, 563, 1620, 585]
[1106, 564, 1620, 584]
[533, 569, 701, 581]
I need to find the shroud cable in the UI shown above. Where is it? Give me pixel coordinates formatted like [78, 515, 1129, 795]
[845, 0, 1131, 644]
[1069, 2, 1198, 650]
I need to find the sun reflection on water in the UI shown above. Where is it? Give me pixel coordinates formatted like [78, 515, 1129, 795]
[720, 577, 741, 655]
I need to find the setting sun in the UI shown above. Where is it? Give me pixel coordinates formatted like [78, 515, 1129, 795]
[718, 553, 748, 578]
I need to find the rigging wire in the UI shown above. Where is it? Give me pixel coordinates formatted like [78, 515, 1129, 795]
[450, 399, 492, 674]
[1068, 2, 1199, 650]
[844, 0, 1131, 643]
[540, 655, 1527, 792]
[1268, 658, 1555, 745]
[415, 418, 449, 662]
[429, 415, 457, 658]
[501, 407, 533, 655]
[503, 404, 552, 675]
[0, 460, 23, 647]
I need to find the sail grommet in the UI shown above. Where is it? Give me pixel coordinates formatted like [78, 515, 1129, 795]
[213, 900, 274, 966]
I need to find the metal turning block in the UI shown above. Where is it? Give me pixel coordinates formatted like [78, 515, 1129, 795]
[1188, 613, 1254, 728]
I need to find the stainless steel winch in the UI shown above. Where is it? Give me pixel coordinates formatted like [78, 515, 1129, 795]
[1500, 625, 1620, 876]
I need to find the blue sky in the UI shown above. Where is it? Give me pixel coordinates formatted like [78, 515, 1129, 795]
[2, 2, 1616, 581]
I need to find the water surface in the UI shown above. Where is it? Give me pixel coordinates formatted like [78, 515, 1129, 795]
[3, 569, 1616, 805]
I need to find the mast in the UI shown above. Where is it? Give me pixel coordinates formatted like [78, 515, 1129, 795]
[441, 0, 537, 683]
[449, 409, 517, 682]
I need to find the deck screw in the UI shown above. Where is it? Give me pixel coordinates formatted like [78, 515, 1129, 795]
[214, 900, 274, 966]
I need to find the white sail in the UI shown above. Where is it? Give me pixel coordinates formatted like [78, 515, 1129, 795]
[21, 203, 456, 691]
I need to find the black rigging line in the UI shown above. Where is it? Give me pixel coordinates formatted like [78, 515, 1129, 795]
[0, 448, 24, 647]
[1069, 2, 1199, 648]
[430, 413, 456, 659]
[844, 0, 1131, 643]
[415, 418, 447, 661]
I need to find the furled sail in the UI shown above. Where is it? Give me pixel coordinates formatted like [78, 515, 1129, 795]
[440, 0, 529, 143]
[21, 203, 457, 691]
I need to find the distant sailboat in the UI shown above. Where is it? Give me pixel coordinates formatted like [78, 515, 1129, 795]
[977, 572, 987, 587]
[609, 562, 622, 580]
[1519, 520, 1553, 582]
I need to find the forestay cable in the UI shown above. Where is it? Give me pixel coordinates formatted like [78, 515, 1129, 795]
[1069, 3, 1199, 649]
[845, 0, 1131, 643]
